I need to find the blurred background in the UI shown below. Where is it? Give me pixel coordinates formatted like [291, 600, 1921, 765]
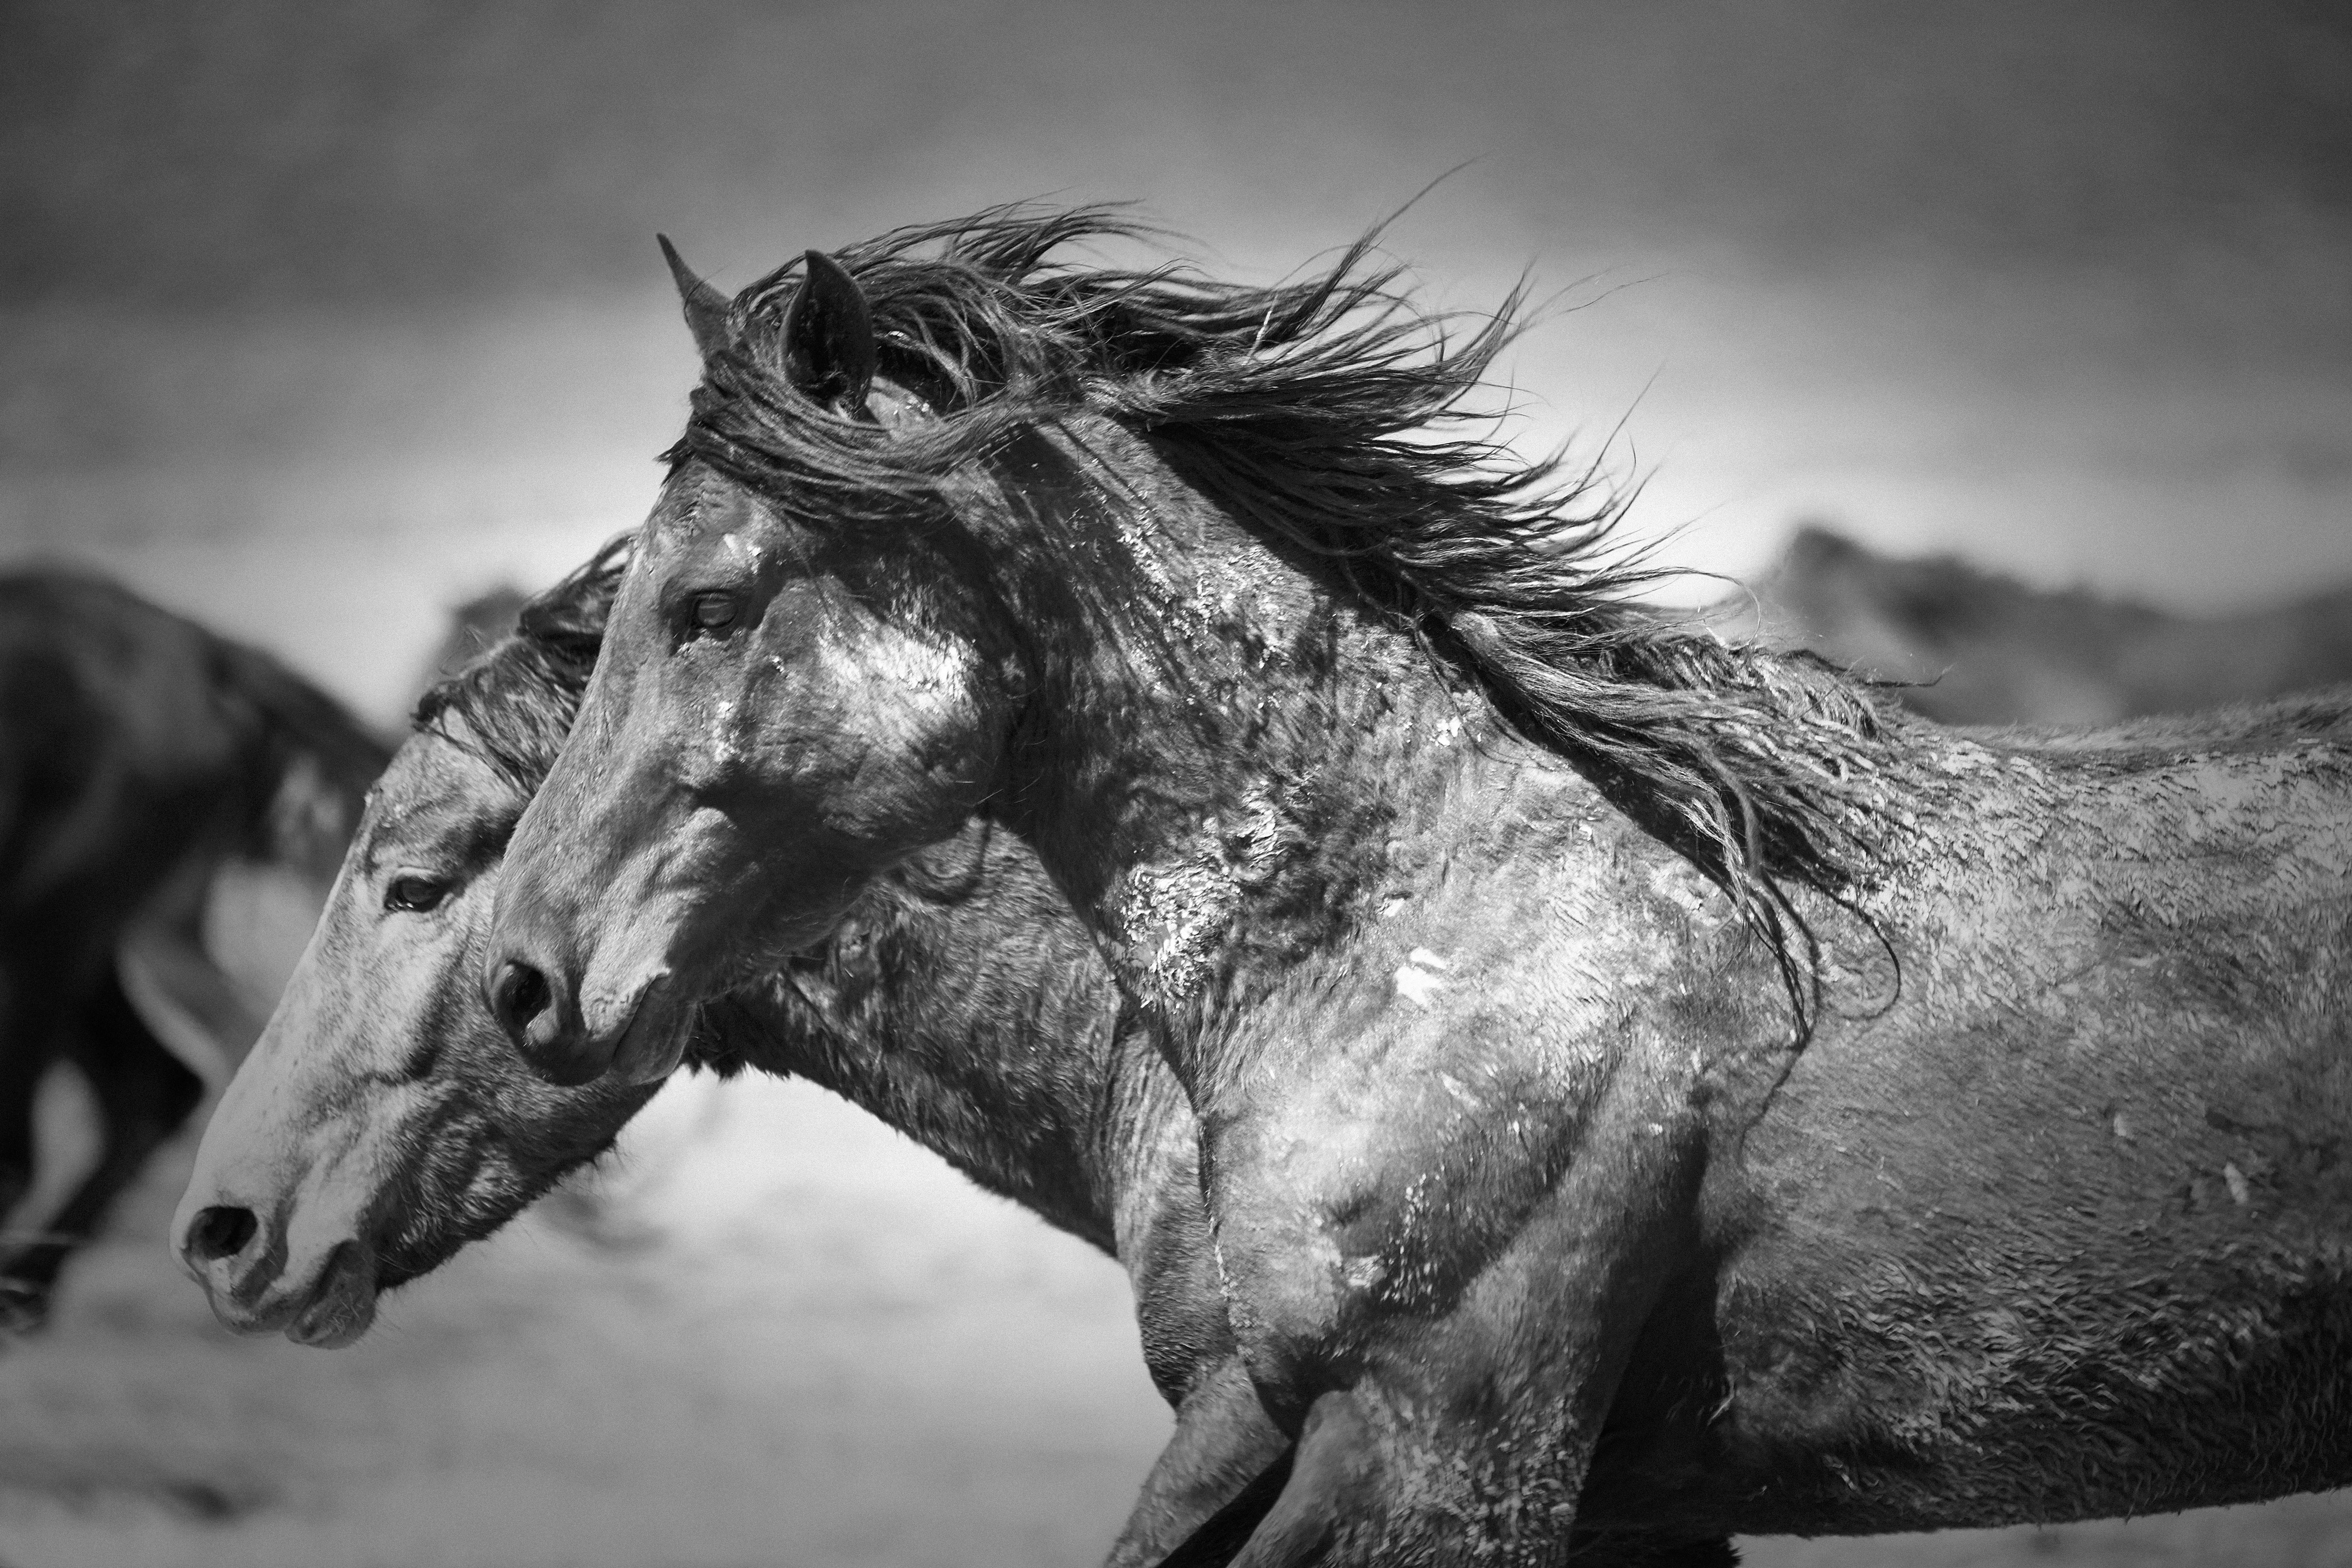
[4, 2, 2350, 1565]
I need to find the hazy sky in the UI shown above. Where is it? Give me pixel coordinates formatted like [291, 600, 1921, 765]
[10, 0, 2347, 315]
[4, 0, 2348, 710]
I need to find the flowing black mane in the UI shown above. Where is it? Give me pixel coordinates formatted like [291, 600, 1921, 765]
[412, 534, 632, 786]
[671, 205, 1892, 1008]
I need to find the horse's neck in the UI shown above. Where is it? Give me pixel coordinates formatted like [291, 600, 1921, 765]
[986, 418, 1581, 1048]
[720, 847, 1163, 1255]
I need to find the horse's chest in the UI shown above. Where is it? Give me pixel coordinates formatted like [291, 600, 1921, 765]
[1200, 948, 1664, 1347]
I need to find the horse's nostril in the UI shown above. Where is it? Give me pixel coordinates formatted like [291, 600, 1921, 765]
[187, 1205, 258, 1263]
[490, 959, 553, 1042]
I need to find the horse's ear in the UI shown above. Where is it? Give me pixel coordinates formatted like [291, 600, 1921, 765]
[782, 249, 877, 416]
[658, 235, 731, 360]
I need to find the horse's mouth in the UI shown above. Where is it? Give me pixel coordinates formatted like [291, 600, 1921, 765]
[607, 975, 693, 1085]
[283, 1241, 381, 1347]
[205, 1238, 381, 1347]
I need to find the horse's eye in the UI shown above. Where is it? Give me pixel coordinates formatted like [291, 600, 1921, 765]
[385, 875, 448, 913]
[690, 592, 738, 632]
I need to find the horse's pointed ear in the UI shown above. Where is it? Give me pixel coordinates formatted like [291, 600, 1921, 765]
[782, 249, 877, 415]
[658, 235, 731, 360]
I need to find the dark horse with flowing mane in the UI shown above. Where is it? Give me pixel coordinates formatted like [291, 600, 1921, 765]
[0, 569, 387, 1331]
[184, 209, 2352, 1566]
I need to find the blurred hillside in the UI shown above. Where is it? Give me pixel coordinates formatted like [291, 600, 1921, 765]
[6, 0, 2349, 318]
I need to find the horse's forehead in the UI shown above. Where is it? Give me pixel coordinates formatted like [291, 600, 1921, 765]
[650, 466, 771, 552]
[361, 735, 515, 857]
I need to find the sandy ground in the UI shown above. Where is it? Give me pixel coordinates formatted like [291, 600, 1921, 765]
[10, 1064, 2352, 1568]
[1, 1070, 1178, 1568]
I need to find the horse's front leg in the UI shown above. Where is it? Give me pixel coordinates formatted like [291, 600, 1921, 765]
[1104, 1352, 1291, 1568]
[1211, 1062, 1708, 1566]
[1, 965, 208, 1329]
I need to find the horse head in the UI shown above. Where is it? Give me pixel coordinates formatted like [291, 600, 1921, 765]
[484, 243, 1022, 1086]
[172, 554, 653, 1343]
[172, 718, 659, 1344]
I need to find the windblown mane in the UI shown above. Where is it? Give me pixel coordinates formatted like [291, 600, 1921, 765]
[671, 205, 1894, 1015]
[412, 534, 632, 786]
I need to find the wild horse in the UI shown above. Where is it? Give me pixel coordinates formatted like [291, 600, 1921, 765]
[173, 543, 1785, 1566]
[472, 209, 2352, 1565]
[0, 569, 387, 1331]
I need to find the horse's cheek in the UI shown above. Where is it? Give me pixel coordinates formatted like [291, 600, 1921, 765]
[777, 635, 999, 844]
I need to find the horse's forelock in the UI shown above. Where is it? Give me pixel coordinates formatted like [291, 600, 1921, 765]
[413, 633, 588, 798]
[412, 532, 635, 795]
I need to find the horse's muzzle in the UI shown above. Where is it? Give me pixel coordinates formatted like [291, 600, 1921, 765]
[171, 1196, 381, 1345]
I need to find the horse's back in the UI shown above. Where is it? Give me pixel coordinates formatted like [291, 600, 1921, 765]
[0, 572, 247, 921]
[1951, 680, 2352, 756]
[0, 568, 385, 916]
[1702, 705, 2352, 1530]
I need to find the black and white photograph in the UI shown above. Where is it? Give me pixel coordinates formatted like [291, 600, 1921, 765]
[4, 4, 2351, 1566]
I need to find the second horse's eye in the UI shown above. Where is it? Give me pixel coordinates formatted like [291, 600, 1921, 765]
[690, 592, 738, 631]
[385, 875, 448, 913]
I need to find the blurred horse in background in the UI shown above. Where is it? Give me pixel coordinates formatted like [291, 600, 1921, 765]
[0, 570, 389, 1332]
[1733, 524, 2352, 727]
[412, 583, 532, 695]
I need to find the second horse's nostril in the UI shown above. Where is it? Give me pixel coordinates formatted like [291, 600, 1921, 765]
[187, 1205, 258, 1263]
[491, 960, 552, 1041]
